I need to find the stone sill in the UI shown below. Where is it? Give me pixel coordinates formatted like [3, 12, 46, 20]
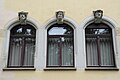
[3, 68, 36, 71]
[44, 68, 76, 71]
[85, 67, 119, 71]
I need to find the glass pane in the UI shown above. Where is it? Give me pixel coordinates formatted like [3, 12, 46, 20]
[85, 23, 111, 35]
[100, 37, 115, 66]
[85, 29, 111, 34]
[86, 37, 98, 66]
[23, 37, 35, 66]
[48, 23, 73, 35]
[85, 23, 115, 67]
[11, 24, 36, 36]
[47, 23, 74, 67]
[61, 37, 74, 66]
[8, 37, 22, 66]
[8, 24, 36, 67]
[47, 37, 59, 66]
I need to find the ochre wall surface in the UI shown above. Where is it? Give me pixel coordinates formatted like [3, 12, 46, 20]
[0, 0, 120, 80]
[1, 71, 120, 80]
[2, 0, 120, 26]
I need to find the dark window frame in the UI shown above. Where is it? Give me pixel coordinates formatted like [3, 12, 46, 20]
[46, 23, 75, 67]
[85, 23, 116, 67]
[7, 24, 36, 68]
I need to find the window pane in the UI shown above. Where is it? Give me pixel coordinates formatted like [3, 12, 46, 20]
[23, 37, 35, 66]
[47, 37, 59, 66]
[61, 37, 73, 66]
[11, 24, 36, 36]
[85, 23, 115, 67]
[47, 23, 74, 67]
[8, 24, 36, 67]
[86, 37, 98, 66]
[85, 29, 111, 35]
[48, 23, 73, 35]
[100, 37, 114, 66]
[8, 37, 22, 66]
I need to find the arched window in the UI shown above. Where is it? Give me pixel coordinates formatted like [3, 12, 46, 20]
[7, 24, 36, 68]
[47, 23, 74, 67]
[85, 23, 115, 67]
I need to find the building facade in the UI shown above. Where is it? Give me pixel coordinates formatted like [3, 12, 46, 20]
[0, 0, 120, 80]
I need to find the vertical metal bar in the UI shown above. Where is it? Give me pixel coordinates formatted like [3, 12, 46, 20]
[97, 36, 101, 66]
[59, 37, 62, 66]
[20, 37, 25, 67]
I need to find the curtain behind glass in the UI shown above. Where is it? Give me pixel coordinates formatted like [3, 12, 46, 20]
[86, 37, 98, 66]
[86, 37, 115, 66]
[48, 38, 59, 66]
[62, 37, 73, 66]
[100, 37, 114, 66]
[8, 37, 35, 67]
[8, 38, 22, 66]
[48, 37, 74, 66]
[8, 24, 36, 67]
[23, 38, 35, 66]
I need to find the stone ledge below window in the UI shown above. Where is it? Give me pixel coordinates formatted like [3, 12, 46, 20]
[3, 68, 36, 71]
[85, 67, 119, 71]
[44, 68, 76, 71]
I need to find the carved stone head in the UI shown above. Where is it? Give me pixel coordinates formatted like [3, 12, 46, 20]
[18, 11, 28, 25]
[93, 10, 103, 23]
[56, 11, 65, 24]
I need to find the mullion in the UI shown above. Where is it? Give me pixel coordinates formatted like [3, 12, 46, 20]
[20, 37, 26, 67]
[58, 38, 62, 66]
[96, 36, 101, 66]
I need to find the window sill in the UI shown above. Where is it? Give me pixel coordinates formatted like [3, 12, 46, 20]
[3, 68, 36, 71]
[85, 67, 119, 71]
[44, 68, 76, 71]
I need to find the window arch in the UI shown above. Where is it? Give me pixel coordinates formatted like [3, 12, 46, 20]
[7, 24, 36, 68]
[85, 22, 116, 67]
[47, 23, 74, 67]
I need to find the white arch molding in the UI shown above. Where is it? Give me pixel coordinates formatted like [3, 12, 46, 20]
[80, 15, 119, 68]
[3, 17, 40, 68]
[2, 14, 119, 69]
[44, 16, 78, 29]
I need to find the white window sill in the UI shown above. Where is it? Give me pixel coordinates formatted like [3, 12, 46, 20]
[85, 67, 119, 71]
[44, 67, 76, 71]
[3, 68, 36, 71]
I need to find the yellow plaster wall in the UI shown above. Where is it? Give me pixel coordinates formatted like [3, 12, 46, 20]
[1, 71, 120, 80]
[0, 0, 120, 80]
[4, 0, 120, 26]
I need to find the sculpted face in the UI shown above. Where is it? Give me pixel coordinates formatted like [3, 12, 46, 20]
[94, 10, 103, 18]
[18, 11, 28, 24]
[56, 11, 65, 24]
[95, 12, 102, 18]
[56, 11, 64, 19]
[19, 14, 26, 20]
[93, 10, 103, 23]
